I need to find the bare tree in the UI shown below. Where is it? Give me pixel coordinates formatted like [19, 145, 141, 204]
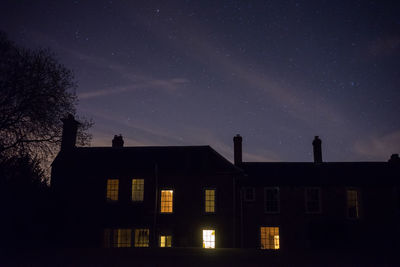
[0, 32, 92, 162]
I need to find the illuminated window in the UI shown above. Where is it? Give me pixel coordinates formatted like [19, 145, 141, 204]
[106, 179, 119, 201]
[260, 227, 280, 250]
[132, 179, 144, 201]
[244, 187, 255, 201]
[112, 229, 132, 248]
[134, 229, 149, 247]
[159, 235, 172, 247]
[202, 229, 215, 249]
[347, 189, 359, 219]
[305, 187, 321, 213]
[264, 187, 280, 213]
[205, 189, 216, 213]
[160, 190, 173, 213]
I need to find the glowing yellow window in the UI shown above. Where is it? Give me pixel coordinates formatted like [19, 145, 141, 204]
[160, 190, 173, 213]
[202, 229, 215, 249]
[134, 229, 149, 247]
[113, 229, 131, 248]
[260, 227, 279, 249]
[160, 235, 172, 247]
[205, 189, 216, 213]
[132, 179, 144, 201]
[106, 179, 119, 201]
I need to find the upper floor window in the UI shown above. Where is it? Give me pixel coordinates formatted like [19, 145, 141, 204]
[160, 190, 173, 213]
[205, 189, 216, 213]
[106, 179, 119, 201]
[264, 187, 280, 213]
[305, 187, 321, 213]
[132, 179, 144, 202]
[347, 189, 360, 219]
[260, 226, 280, 249]
[244, 187, 255, 201]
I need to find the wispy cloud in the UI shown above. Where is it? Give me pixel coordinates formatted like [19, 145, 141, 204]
[353, 130, 400, 160]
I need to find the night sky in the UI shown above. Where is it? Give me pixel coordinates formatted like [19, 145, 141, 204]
[1, 0, 399, 162]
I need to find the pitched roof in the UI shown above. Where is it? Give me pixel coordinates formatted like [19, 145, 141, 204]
[53, 145, 240, 174]
[239, 161, 399, 186]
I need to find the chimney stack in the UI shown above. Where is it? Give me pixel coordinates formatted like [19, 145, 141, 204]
[112, 135, 124, 148]
[312, 136, 322, 163]
[233, 134, 243, 166]
[389, 154, 400, 164]
[61, 114, 79, 151]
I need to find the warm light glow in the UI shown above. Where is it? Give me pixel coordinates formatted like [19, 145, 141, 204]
[160, 235, 172, 247]
[106, 179, 119, 201]
[134, 229, 149, 247]
[274, 235, 280, 249]
[161, 190, 173, 213]
[132, 179, 144, 201]
[260, 227, 280, 250]
[203, 229, 215, 248]
[205, 189, 215, 213]
[115, 229, 131, 248]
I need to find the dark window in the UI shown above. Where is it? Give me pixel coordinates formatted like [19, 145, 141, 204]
[305, 187, 321, 213]
[347, 189, 360, 219]
[244, 187, 255, 201]
[264, 187, 280, 213]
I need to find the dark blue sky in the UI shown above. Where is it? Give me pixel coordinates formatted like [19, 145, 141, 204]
[1, 0, 399, 162]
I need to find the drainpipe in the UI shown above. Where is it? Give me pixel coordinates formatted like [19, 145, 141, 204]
[153, 164, 159, 247]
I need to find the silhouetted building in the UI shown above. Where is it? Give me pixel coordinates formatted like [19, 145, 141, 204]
[51, 115, 400, 253]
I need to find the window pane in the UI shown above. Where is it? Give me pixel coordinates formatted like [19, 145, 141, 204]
[106, 179, 119, 201]
[112, 229, 131, 248]
[347, 189, 359, 218]
[305, 188, 321, 213]
[260, 227, 280, 250]
[161, 190, 173, 213]
[203, 229, 215, 249]
[132, 179, 144, 201]
[205, 189, 216, 213]
[264, 187, 279, 213]
[134, 229, 149, 247]
[160, 235, 172, 247]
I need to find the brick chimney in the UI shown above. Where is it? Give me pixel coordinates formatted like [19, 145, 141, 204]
[312, 136, 322, 163]
[233, 134, 242, 166]
[112, 135, 124, 148]
[60, 114, 79, 151]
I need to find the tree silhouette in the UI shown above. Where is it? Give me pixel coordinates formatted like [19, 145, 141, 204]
[0, 32, 92, 161]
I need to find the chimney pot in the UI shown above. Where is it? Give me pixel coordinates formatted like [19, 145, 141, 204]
[312, 136, 322, 163]
[112, 135, 124, 148]
[233, 134, 243, 165]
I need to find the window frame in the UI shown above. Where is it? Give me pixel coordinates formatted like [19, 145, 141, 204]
[131, 178, 145, 202]
[160, 188, 174, 214]
[202, 229, 216, 249]
[159, 234, 173, 248]
[243, 187, 256, 202]
[106, 179, 119, 202]
[260, 226, 280, 250]
[346, 188, 361, 219]
[204, 187, 217, 214]
[134, 228, 150, 247]
[305, 187, 322, 214]
[264, 187, 280, 214]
